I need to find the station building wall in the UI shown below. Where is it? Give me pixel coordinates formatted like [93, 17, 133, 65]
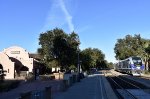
[0, 46, 34, 79]
[3, 46, 34, 72]
[0, 52, 15, 79]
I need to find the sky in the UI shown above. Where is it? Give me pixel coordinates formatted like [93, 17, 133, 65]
[0, 0, 150, 63]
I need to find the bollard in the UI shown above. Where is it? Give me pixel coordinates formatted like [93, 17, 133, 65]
[72, 75, 77, 83]
[20, 91, 31, 99]
[77, 74, 80, 82]
[45, 86, 51, 99]
[69, 76, 73, 86]
[62, 80, 68, 91]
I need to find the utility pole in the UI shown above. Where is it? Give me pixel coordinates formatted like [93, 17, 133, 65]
[76, 35, 80, 82]
[78, 46, 80, 74]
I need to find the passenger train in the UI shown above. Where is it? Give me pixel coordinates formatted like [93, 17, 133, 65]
[114, 56, 145, 76]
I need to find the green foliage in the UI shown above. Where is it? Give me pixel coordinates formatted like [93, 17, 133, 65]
[69, 65, 77, 72]
[97, 60, 108, 69]
[144, 70, 150, 74]
[38, 28, 80, 70]
[145, 44, 150, 71]
[114, 34, 149, 60]
[81, 48, 105, 71]
[145, 44, 150, 55]
[107, 62, 114, 69]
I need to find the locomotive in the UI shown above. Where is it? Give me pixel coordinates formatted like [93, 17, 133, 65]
[114, 56, 145, 76]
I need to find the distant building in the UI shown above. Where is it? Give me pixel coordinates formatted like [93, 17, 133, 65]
[29, 53, 45, 75]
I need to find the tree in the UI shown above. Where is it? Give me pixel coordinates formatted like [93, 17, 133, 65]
[145, 44, 150, 71]
[107, 62, 114, 69]
[80, 48, 105, 71]
[38, 28, 80, 71]
[115, 34, 146, 59]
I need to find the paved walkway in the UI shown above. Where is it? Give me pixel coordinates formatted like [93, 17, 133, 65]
[53, 74, 112, 99]
[0, 72, 118, 99]
[0, 80, 62, 99]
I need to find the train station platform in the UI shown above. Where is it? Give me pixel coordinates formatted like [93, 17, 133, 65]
[53, 72, 118, 99]
[0, 80, 62, 99]
[0, 71, 118, 99]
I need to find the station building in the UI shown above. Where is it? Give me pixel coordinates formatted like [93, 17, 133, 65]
[0, 46, 61, 80]
[0, 46, 36, 79]
[0, 52, 15, 79]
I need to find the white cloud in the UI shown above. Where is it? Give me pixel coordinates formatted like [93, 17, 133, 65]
[40, 0, 74, 33]
[59, 0, 74, 32]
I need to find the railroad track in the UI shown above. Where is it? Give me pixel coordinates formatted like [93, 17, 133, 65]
[108, 76, 137, 99]
[106, 75, 150, 99]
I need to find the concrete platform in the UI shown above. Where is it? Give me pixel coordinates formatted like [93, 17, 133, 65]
[0, 71, 118, 99]
[0, 80, 62, 99]
[53, 72, 118, 99]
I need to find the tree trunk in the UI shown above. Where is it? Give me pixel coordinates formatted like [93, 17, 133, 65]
[144, 57, 148, 71]
[148, 59, 150, 71]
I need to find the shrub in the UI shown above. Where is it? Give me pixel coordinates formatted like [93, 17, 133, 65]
[144, 70, 150, 74]
[0, 80, 20, 92]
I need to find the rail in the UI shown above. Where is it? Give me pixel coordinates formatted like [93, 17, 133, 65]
[108, 76, 137, 99]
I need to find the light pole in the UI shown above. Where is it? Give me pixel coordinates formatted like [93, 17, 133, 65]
[77, 46, 80, 74]
[76, 36, 80, 73]
[76, 35, 80, 81]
